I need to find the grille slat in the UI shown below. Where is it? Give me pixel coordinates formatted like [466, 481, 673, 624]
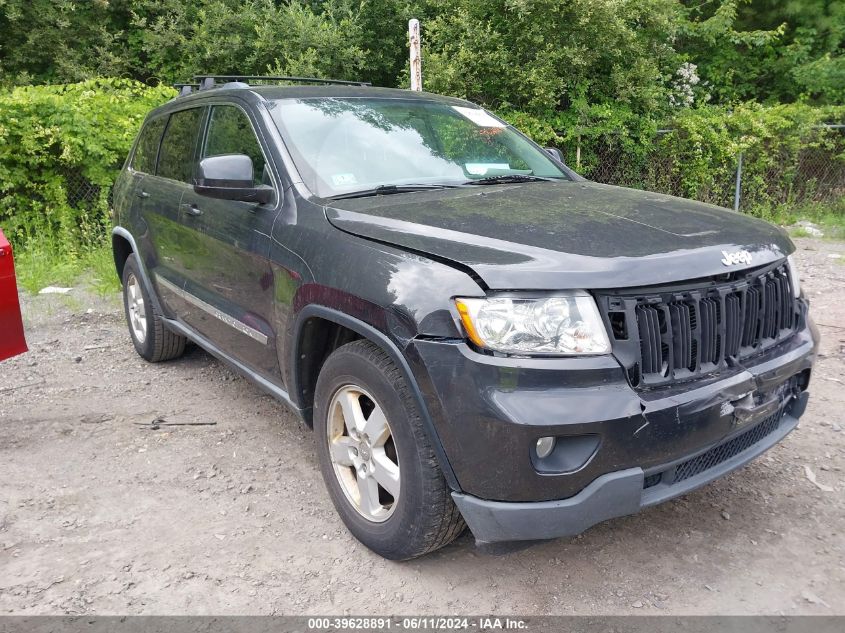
[763, 279, 777, 339]
[636, 305, 663, 375]
[699, 297, 720, 364]
[724, 293, 742, 357]
[778, 272, 793, 331]
[771, 276, 783, 335]
[603, 262, 799, 388]
[669, 303, 693, 370]
[742, 285, 761, 347]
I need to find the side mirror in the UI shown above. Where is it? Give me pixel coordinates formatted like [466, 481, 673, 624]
[545, 147, 564, 163]
[194, 154, 273, 204]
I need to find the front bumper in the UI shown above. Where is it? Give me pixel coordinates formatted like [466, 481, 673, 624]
[452, 396, 803, 543]
[405, 309, 817, 542]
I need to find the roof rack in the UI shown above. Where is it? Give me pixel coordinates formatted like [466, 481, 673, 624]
[173, 83, 200, 97]
[181, 75, 370, 93]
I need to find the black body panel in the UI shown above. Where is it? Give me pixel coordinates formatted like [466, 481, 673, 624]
[325, 181, 793, 289]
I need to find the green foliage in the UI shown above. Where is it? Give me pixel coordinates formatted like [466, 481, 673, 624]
[419, 0, 681, 119]
[0, 78, 175, 254]
[656, 102, 845, 208]
[680, 0, 845, 104]
[14, 241, 121, 295]
[553, 101, 845, 214]
[1, 1, 841, 107]
[132, 0, 371, 83]
[0, 0, 409, 88]
[0, 0, 136, 84]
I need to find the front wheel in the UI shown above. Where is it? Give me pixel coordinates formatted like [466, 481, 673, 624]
[314, 340, 465, 560]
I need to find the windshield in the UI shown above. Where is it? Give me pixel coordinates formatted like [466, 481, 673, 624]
[268, 97, 569, 198]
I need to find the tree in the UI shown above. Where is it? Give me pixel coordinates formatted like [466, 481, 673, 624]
[0, 0, 841, 107]
[679, 0, 844, 104]
[0, 0, 134, 83]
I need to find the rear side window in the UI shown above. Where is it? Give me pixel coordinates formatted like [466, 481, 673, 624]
[157, 108, 204, 183]
[203, 105, 267, 185]
[132, 117, 166, 174]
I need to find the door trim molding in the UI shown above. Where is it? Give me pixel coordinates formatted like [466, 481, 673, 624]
[156, 275, 269, 345]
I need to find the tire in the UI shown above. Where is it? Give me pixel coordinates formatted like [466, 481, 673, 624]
[121, 253, 186, 363]
[314, 340, 465, 560]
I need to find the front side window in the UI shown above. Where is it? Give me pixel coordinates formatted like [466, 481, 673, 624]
[132, 116, 166, 174]
[269, 97, 568, 198]
[203, 105, 267, 186]
[157, 108, 204, 183]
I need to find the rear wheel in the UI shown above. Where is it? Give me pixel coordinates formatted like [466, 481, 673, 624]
[121, 254, 186, 362]
[314, 340, 465, 560]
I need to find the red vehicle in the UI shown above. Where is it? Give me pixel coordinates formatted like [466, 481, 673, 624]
[0, 229, 27, 361]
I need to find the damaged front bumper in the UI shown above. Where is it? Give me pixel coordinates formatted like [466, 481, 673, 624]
[452, 395, 803, 543]
[407, 316, 818, 543]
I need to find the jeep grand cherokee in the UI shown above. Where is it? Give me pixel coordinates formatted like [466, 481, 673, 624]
[111, 76, 818, 560]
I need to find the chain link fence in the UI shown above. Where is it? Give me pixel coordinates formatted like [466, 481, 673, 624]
[563, 124, 845, 212]
[63, 169, 107, 211]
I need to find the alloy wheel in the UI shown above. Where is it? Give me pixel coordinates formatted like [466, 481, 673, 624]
[326, 384, 400, 522]
[126, 273, 147, 344]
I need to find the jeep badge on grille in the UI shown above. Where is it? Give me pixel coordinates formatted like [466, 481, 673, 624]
[721, 249, 753, 266]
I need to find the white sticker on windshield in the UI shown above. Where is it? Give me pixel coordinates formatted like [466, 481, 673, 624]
[452, 106, 505, 128]
[331, 173, 358, 186]
[465, 163, 510, 176]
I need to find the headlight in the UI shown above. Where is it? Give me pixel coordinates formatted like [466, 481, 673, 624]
[454, 294, 611, 356]
[787, 255, 801, 298]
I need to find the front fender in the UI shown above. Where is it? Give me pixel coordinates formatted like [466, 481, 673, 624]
[288, 303, 461, 491]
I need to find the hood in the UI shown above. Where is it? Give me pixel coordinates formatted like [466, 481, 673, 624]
[325, 181, 793, 290]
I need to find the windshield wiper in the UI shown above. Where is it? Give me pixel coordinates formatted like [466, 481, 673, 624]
[464, 174, 556, 185]
[327, 183, 458, 200]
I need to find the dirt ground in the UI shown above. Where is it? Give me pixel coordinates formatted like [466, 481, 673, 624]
[1, 237, 843, 616]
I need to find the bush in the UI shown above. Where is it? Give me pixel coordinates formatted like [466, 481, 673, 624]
[545, 101, 845, 214]
[657, 102, 845, 209]
[0, 79, 175, 255]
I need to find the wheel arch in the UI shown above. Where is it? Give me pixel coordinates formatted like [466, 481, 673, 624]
[111, 227, 164, 316]
[112, 232, 133, 281]
[290, 304, 461, 491]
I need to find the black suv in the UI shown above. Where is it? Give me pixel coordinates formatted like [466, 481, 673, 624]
[112, 76, 818, 560]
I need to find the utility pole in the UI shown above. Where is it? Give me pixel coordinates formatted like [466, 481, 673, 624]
[409, 19, 422, 92]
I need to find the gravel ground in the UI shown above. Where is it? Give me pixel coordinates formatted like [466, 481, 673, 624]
[0, 237, 843, 616]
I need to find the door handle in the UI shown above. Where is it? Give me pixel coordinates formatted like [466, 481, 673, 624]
[137, 190, 150, 199]
[180, 203, 203, 217]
